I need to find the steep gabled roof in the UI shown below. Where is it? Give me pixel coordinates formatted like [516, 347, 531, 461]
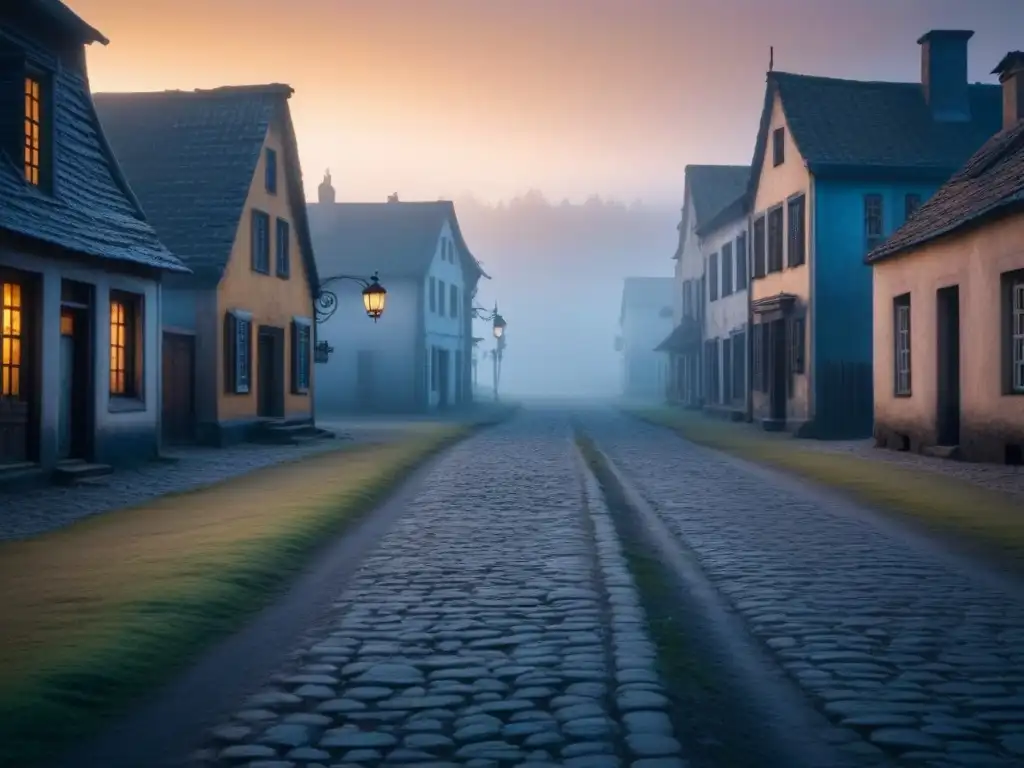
[306, 200, 487, 284]
[867, 119, 1024, 263]
[747, 71, 1002, 202]
[686, 165, 750, 232]
[0, 5, 183, 272]
[94, 84, 317, 291]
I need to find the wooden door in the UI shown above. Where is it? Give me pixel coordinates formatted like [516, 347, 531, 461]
[162, 332, 195, 443]
[936, 285, 961, 446]
[257, 327, 285, 418]
[769, 319, 787, 422]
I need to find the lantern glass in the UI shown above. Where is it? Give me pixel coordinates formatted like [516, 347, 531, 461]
[493, 324, 503, 339]
[362, 279, 387, 320]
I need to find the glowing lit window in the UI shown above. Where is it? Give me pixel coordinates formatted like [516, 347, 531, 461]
[109, 294, 140, 398]
[24, 76, 42, 186]
[1, 282, 23, 398]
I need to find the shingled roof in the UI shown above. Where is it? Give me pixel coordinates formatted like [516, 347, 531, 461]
[94, 85, 317, 291]
[0, 3, 184, 273]
[686, 165, 750, 234]
[748, 71, 1002, 199]
[867, 118, 1024, 264]
[306, 200, 487, 283]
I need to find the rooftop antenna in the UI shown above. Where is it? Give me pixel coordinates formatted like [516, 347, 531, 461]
[768, 46, 774, 73]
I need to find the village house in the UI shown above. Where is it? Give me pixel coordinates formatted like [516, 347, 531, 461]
[867, 51, 1024, 465]
[0, 0, 187, 485]
[747, 30, 1002, 437]
[307, 178, 486, 413]
[620, 277, 674, 400]
[94, 85, 321, 446]
[696, 168, 751, 420]
[657, 166, 746, 407]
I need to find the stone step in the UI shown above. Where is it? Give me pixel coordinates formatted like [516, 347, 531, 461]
[53, 460, 114, 486]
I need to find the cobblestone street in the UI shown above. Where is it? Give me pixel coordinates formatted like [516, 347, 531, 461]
[581, 410, 1024, 767]
[192, 411, 682, 768]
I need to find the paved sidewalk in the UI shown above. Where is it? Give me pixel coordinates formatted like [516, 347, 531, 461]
[191, 412, 685, 767]
[0, 439, 350, 543]
[585, 410, 1024, 767]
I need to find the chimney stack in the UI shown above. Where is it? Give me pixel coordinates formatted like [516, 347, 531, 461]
[993, 51, 1024, 131]
[317, 169, 335, 204]
[918, 30, 974, 122]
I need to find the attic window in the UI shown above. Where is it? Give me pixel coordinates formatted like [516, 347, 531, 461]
[772, 127, 785, 167]
[24, 75, 44, 186]
[265, 148, 278, 194]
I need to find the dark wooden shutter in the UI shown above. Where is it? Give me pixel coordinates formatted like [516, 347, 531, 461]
[224, 313, 236, 392]
[290, 321, 298, 393]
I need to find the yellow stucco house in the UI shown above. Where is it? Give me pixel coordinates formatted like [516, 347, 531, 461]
[94, 85, 321, 446]
[867, 52, 1024, 464]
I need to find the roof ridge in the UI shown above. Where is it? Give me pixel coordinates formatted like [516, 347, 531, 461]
[94, 84, 294, 99]
[772, 70, 998, 89]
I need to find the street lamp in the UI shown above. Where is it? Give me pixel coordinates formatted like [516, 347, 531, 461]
[472, 303, 508, 402]
[314, 271, 387, 364]
[361, 274, 387, 321]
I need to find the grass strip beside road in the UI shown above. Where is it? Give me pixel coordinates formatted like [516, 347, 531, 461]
[0, 424, 474, 768]
[629, 407, 1024, 570]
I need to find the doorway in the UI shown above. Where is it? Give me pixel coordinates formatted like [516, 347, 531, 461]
[257, 326, 285, 418]
[769, 318, 787, 423]
[437, 348, 451, 408]
[57, 306, 91, 460]
[936, 285, 961, 446]
[162, 332, 195, 443]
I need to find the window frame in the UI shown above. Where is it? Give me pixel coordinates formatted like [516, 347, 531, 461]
[731, 328, 746, 402]
[251, 209, 271, 274]
[275, 217, 291, 279]
[23, 69, 51, 190]
[225, 309, 253, 395]
[264, 147, 278, 194]
[1003, 270, 1024, 395]
[751, 323, 763, 393]
[1, 280, 24, 399]
[429, 276, 437, 313]
[893, 293, 912, 397]
[772, 127, 785, 167]
[752, 216, 766, 279]
[291, 316, 312, 395]
[437, 279, 446, 316]
[865, 193, 884, 253]
[108, 290, 144, 405]
[735, 233, 748, 290]
[721, 242, 734, 297]
[790, 315, 806, 375]
[708, 253, 719, 302]
[449, 283, 459, 318]
[766, 205, 784, 273]
[787, 194, 806, 267]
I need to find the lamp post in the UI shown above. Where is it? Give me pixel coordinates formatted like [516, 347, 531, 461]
[472, 303, 507, 402]
[314, 271, 387, 363]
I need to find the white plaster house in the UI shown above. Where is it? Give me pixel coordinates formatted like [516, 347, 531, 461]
[0, 0, 187, 486]
[620, 277, 675, 400]
[306, 180, 487, 413]
[657, 165, 749, 409]
[698, 169, 751, 419]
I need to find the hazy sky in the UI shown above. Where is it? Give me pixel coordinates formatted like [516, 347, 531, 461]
[75, 0, 1024, 206]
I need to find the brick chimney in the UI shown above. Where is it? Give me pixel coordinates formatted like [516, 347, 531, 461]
[317, 169, 335, 204]
[993, 51, 1024, 130]
[918, 30, 974, 121]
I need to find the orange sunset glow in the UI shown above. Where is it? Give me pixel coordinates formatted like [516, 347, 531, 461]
[74, 0, 1024, 205]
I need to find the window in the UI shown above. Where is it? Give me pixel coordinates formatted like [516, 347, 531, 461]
[753, 216, 766, 278]
[1, 282, 23, 397]
[721, 242, 734, 297]
[265, 148, 278, 194]
[109, 292, 142, 398]
[790, 316, 805, 375]
[732, 329, 746, 401]
[438, 279, 446, 316]
[450, 284, 459, 318]
[275, 218, 290, 278]
[735, 233, 748, 290]
[772, 127, 785, 166]
[429, 277, 437, 312]
[682, 280, 692, 318]
[767, 206, 784, 272]
[759, 323, 770, 393]
[291, 318, 311, 394]
[905, 193, 922, 221]
[430, 346, 439, 392]
[24, 75, 44, 187]
[225, 310, 253, 394]
[722, 336, 733, 402]
[787, 195, 806, 267]
[251, 210, 270, 273]
[865, 194, 884, 252]
[1005, 271, 1024, 394]
[708, 253, 719, 301]
[893, 293, 911, 396]
[705, 339, 720, 403]
[752, 324, 763, 392]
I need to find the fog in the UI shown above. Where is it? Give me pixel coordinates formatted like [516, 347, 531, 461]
[454, 192, 678, 398]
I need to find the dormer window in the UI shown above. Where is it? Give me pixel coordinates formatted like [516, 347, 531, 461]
[24, 75, 43, 186]
[772, 127, 785, 167]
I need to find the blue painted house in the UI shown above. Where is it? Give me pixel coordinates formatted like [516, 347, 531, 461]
[746, 29, 1002, 438]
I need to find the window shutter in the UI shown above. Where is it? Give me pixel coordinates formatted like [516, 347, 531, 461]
[224, 313, 236, 392]
[290, 321, 299, 393]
